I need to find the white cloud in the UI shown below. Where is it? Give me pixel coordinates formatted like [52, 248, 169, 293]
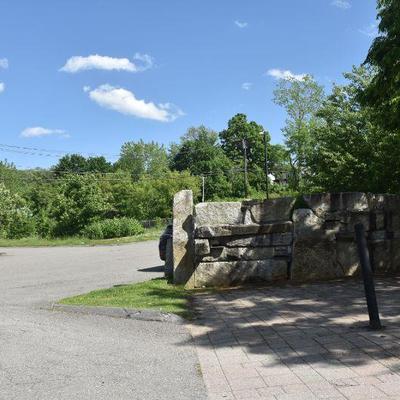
[86, 84, 184, 122]
[241, 82, 253, 90]
[0, 58, 8, 69]
[266, 69, 307, 81]
[60, 53, 154, 73]
[20, 126, 67, 138]
[0, 82, 4, 93]
[331, 0, 351, 9]
[359, 23, 379, 38]
[234, 20, 248, 29]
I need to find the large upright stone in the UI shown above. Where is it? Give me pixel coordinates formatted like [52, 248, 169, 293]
[304, 193, 369, 218]
[173, 190, 195, 285]
[292, 208, 323, 236]
[195, 202, 243, 226]
[242, 197, 296, 224]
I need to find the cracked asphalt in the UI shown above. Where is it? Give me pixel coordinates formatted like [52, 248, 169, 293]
[0, 242, 206, 400]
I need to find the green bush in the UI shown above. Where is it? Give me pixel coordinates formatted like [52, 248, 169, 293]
[82, 218, 144, 239]
[101, 218, 121, 239]
[119, 217, 144, 237]
[7, 208, 36, 239]
[0, 183, 36, 239]
[82, 221, 104, 239]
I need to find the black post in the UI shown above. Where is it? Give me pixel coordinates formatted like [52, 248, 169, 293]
[263, 131, 269, 200]
[355, 223, 382, 330]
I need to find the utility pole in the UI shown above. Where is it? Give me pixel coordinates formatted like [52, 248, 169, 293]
[201, 176, 205, 202]
[242, 138, 249, 198]
[260, 131, 270, 199]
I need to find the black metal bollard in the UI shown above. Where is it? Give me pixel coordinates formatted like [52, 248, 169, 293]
[354, 223, 382, 330]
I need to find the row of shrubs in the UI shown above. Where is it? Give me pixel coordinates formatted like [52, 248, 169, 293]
[82, 217, 145, 239]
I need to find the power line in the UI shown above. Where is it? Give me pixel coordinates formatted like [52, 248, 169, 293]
[0, 143, 120, 158]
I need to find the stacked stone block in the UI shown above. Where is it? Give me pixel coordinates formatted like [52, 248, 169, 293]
[192, 198, 296, 287]
[172, 191, 400, 288]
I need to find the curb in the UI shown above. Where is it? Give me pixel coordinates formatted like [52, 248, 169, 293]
[51, 304, 185, 324]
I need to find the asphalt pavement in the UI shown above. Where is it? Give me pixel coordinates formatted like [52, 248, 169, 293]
[0, 241, 206, 400]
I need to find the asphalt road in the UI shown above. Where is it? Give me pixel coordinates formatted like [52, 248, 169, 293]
[0, 241, 206, 400]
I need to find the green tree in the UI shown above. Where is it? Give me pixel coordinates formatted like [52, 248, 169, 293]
[273, 75, 325, 189]
[53, 154, 88, 175]
[308, 66, 400, 193]
[362, 0, 400, 131]
[109, 171, 200, 220]
[53, 154, 113, 175]
[115, 140, 169, 180]
[170, 126, 234, 200]
[219, 114, 272, 195]
[48, 175, 112, 237]
[0, 182, 35, 238]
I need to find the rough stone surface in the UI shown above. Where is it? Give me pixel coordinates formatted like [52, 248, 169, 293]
[173, 190, 195, 285]
[195, 222, 293, 238]
[242, 197, 296, 223]
[291, 238, 342, 281]
[201, 246, 276, 262]
[194, 202, 243, 226]
[304, 192, 370, 217]
[182, 191, 400, 288]
[292, 208, 323, 236]
[193, 259, 288, 287]
[216, 232, 293, 248]
[194, 239, 210, 256]
[336, 240, 360, 276]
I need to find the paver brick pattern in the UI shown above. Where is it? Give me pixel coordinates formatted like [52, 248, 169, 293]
[186, 277, 400, 400]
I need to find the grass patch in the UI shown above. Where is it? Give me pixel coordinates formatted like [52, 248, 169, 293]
[0, 227, 162, 248]
[59, 278, 192, 319]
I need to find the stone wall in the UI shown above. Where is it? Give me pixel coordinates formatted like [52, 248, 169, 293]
[172, 191, 400, 288]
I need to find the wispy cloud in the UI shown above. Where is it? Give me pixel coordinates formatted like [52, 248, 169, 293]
[0, 58, 8, 69]
[331, 0, 351, 9]
[266, 69, 307, 81]
[234, 20, 248, 29]
[241, 82, 253, 90]
[21, 126, 68, 138]
[86, 84, 184, 122]
[0, 82, 4, 93]
[359, 23, 379, 38]
[60, 53, 154, 73]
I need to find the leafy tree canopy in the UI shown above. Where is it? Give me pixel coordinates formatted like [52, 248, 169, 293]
[115, 140, 169, 180]
[362, 0, 400, 130]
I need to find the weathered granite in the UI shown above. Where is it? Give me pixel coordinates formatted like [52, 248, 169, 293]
[291, 238, 343, 281]
[242, 197, 296, 223]
[304, 192, 370, 217]
[194, 239, 210, 256]
[173, 190, 195, 285]
[336, 240, 360, 276]
[195, 202, 243, 226]
[213, 232, 293, 248]
[195, 222, 293, 238]
[202, 246, 276, 262]
[193, 259, 288, 287]
[292, 208, 323, 236]
[174, 191, 400, 288]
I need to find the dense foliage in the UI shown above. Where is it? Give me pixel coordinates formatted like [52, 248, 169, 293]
[361, 0, 400, 131]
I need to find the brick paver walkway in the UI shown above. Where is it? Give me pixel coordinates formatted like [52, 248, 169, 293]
[187, 277, 400, 400]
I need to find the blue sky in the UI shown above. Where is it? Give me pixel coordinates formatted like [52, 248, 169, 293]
[0, 0, 378, 168]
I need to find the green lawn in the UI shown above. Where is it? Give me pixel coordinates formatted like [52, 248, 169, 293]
[0, 227, 162, 247]
[59, 278, 192, 319]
